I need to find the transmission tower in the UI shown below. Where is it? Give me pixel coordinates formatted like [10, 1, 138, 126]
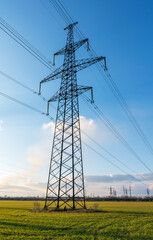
[39, 22, 106, 209]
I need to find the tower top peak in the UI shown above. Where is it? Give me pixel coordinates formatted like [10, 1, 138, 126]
[64, 21, 78, 31]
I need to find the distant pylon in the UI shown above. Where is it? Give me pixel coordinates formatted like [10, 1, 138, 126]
[39, 22, 106, 209]
[110, 186, 113, 196]
[129, 185, 132, 197]
[147, 188, 150, 197]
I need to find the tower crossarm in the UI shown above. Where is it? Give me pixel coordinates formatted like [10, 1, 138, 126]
[39, 56, 105, 94]
[76, 85, 92, 96]
[40, 65, 63, 84]
[74, 56, 106, 73]
[39, 65, 63, 94]
[54, 39, 89, 57]
[48, 85, 92, 103]
[46, 85, 93, 115]
[41, 56, 105, 85]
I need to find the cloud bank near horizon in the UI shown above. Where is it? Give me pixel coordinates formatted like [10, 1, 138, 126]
[85, 172, 153, 183]
[0, 172, 152, 197]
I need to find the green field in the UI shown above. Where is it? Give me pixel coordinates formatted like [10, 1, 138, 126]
[0, 201, 153, 239]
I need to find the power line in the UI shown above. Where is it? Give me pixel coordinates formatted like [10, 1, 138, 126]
[0, 90, 53, 121]
[48, 111, 150, 186]
[49, 0, 70, 25]
[0, 70, 56, 110]
[82, 95, 152, 173]
[82, 130, 136, 174]
[50, 0, 153, 159]
[81, 129, 150, 186]
[0, 70, 37, 95]
[96, 65, 153, 156]
[0, 16, 54, 71]
[40, 0, 64, 29]
[68, 0, 153, 156]
[83, 141, 142, 184]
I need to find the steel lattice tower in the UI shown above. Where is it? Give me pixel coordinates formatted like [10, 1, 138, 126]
[39, 22, 106, 209]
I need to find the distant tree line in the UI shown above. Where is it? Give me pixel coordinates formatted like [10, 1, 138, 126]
[85, 196, 153, 202]
[0, 196, 153, 202]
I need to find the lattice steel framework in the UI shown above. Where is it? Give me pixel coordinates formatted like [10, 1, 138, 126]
[39, 22, 106, 209]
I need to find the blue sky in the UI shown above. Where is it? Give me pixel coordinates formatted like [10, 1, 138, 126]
[0, 0, 153, 197]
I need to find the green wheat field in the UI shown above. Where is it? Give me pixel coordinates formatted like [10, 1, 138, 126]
[0, 201, 153, 239]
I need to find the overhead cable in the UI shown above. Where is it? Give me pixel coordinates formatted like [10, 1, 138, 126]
[82, 95, 152, 173]
[50, 0, 153, 158]
[0, 16, 54, 71]
[83, 141, 142, 184]
[0, 90, 53, 121]
[0, 70, 56, 110]
[81, 129, 150, 186]
[82, 130, 136, 174]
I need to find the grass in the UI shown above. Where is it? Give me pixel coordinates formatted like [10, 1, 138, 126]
[0, 201, 153, 239]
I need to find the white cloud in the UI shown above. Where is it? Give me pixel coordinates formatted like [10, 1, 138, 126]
[0, 120, 54, 192]
[42, 121, 54, 131]
[80, 115, 112, 144]
[0, 120, 4, 131]
[80, 116, 96, 140]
